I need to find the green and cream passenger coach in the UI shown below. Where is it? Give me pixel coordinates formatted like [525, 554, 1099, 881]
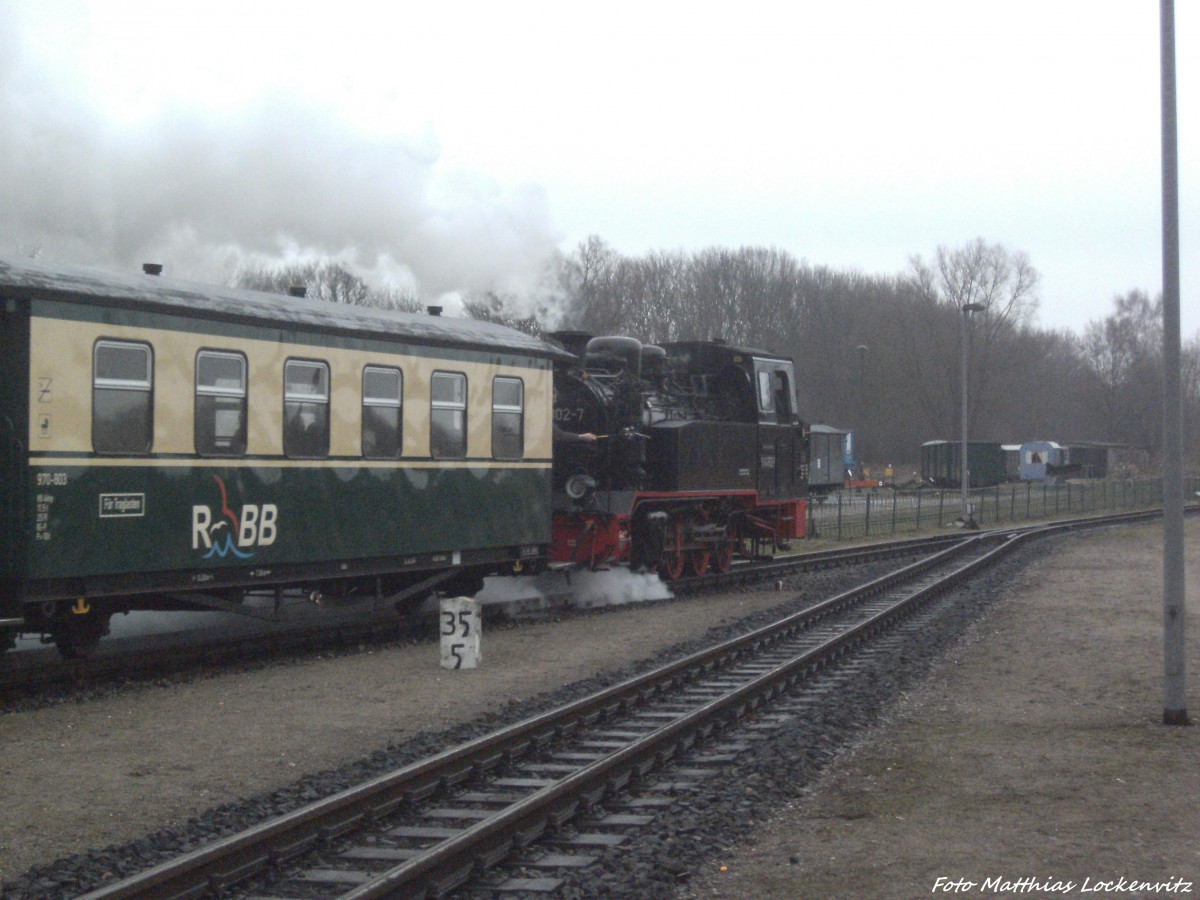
[0, 255, 570, 657]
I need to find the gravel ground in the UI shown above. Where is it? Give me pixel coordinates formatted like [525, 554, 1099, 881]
[679, 518, 1200, 899]
[0, 558, 912, 895]
[2, 522, 1194, 899]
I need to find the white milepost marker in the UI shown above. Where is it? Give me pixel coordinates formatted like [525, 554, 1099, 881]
[439, 596, 481, 669]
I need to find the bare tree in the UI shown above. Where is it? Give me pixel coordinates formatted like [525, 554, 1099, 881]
[900, 238, 1041, 440]
[1183, 336, 1200, 468]
[554, 234, 1198, 471]
[462, 290, 544, 336]
[1082, 290, 1164, 452]
[910, 238, 1040, 326]
[235, 260, 422, 312]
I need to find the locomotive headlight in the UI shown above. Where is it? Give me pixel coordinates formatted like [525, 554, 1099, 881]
[565, 474, 596, 501]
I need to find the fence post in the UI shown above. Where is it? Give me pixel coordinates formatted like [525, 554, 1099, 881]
[916, 490, 923, 533]
[865, 493, 871, 536]
[938, 490, 944, 527]
[836, 492, 843, 541]
[891, 492, 898, 535]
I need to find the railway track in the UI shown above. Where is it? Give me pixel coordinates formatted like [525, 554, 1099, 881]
[76, 512, 1153, 899]
[0, 533, 966, 705]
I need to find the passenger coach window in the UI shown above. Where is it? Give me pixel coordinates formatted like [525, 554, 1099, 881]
[195, 351, 247, 456]
[362, 366, 402, 459]
[430, 371, 466, 459]
[283, 359, 330, 458]
[491, 376, 524, 460]
[93, 340, 153, 454]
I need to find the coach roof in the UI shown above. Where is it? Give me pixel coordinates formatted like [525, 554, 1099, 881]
[0, 254, 573, 362]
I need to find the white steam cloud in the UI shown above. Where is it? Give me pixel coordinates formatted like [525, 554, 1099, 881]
[0, 9, 565, 313]
[476, 568, 674, 612]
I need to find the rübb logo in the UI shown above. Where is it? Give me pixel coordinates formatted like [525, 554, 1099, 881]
[192, 475, 278, 559]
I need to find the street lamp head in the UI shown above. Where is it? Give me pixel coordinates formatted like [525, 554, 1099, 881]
[962, 302, 987, 314]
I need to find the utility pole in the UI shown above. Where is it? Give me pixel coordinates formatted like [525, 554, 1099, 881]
[1159, 0, 1188, 726]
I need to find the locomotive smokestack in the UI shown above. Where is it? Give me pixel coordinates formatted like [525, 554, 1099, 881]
[427, 305, 443, 317]
[142, 263, 162, 276]
[287, 286, 307, 297]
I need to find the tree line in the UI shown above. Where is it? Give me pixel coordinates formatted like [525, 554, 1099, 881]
[237, 238, 1200, 472]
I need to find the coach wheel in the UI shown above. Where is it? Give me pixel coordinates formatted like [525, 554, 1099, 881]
[49, 610, 110, 660]
[713, 542, 735, 575]
[688, 549, 711, 577]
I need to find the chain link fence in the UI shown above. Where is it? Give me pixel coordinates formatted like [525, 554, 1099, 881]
[806, 476, 1200, 542]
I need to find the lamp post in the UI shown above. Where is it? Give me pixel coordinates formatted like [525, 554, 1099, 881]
[960, 302, 986, 528]
[856, 344, 868, 476]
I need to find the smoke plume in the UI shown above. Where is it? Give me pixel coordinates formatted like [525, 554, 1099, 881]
[0, 9, 565, 312]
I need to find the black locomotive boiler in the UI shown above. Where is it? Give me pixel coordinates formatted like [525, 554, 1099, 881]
[549, 333, 809, 578]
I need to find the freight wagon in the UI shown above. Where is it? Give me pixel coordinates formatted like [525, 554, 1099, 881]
[807, 424, 850, 495]
[920, 440, 1006, 489]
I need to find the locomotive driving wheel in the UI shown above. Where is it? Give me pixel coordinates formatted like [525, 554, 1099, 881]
[713, 541, 735, 574]
[659, 549, 686, 581]
[688, 549, 711, 576]
[657, 521, 687, 581]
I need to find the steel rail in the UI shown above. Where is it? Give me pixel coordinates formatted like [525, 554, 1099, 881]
[73, 509, 1174, 898]
[0, 532, 967, 701]
[341, 536, 1018, 898]
[79, 533, 1006, 900]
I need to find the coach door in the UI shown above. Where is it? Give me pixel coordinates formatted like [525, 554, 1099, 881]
[753, 359, 801, 499]
[0, 298, 26, 582]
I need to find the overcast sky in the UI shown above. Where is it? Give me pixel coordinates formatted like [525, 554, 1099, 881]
[1, 0, 1195, 336]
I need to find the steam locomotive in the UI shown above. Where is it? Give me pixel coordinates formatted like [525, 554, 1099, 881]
[549, 332, 809, 578]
